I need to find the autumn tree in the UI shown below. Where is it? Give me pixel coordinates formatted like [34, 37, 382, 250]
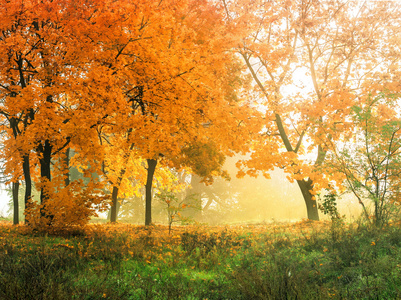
[224, 0, 401, 220]
[90, 0, 259, 225]
[0, 0, 130, 230]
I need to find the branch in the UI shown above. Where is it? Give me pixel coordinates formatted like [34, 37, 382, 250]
[294, 129, 306, 153]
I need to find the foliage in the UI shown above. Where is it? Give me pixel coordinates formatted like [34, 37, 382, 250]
[25, 178, 109, 234]
[318, 191, 342, 221]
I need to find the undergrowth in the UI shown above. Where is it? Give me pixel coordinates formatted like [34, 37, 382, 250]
[0, 220, 401, 299]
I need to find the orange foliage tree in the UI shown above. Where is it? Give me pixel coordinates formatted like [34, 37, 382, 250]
[224, 0, 401, 220]
[0, 0, 141, 230]
[0, 0, 260, 229]
[91, 0, 259, 224]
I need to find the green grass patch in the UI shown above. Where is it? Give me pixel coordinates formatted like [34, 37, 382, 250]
[0, 221, 401, 299]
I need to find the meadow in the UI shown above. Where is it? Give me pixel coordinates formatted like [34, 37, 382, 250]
[1, 219, 401, 299]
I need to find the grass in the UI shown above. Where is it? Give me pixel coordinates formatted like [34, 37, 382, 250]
[1, 219, 401, 299]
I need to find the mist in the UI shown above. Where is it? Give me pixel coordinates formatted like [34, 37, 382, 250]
[194, 155, 364, 225]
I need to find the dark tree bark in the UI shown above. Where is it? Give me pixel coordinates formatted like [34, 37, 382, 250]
[107, 197, 122, 222]
[276, 113, 321, 221]
[64, 147, 70, 187]
[108, 157, 131, 223]
[145, 159, 157, 226]
[12, 181, 20, 225]
[37, 140, 53, 223]
[38, 140, 53, 205]
[22, 154, 32, 224]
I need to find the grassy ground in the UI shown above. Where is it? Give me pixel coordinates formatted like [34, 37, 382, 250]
[1, 219, 401, 299]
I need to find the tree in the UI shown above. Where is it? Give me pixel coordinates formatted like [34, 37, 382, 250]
[90, 0, 260, 225]
[224, 0, 401, 220]
[326, 93, 401, 227]
[0, 0, 129, 230]
[156, 189, 193, 234]
[0, 0, 259, 229]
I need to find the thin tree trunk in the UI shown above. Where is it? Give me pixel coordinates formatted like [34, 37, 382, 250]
[12, 181, 19, 225]
[297, 179, 319, 221]
[275, 113, 321, 221]
[37, 140, 53, 224]
[107, 142, 134, 223]
[145, 159, 157, 226]
[22, 154, 31, 224]
[39, 140, 52, 205]
[64, 148, 70, 187]
[108, 168, 129, 223]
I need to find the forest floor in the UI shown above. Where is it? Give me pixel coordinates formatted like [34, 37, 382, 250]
[1, 219, 401, 299]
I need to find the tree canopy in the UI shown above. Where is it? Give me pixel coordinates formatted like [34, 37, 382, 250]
[0, 0, 400, 230]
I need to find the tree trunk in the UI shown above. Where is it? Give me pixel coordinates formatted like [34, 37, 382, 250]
[108, 168, 129, 223]
[107, 142, 134, 223]
[39, 140, 52, 205]
[107, 199, 122, 221]
[64, 147, 70, 187]
[22, 154, 31, 224]
[145, 159, 157, 226]
[297, 179, 319, 221]
[12, 181, 19, 225]
[110, 186, 119, 223]
[37, 140, 53, 223]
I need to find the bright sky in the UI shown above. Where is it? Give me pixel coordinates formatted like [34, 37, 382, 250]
[0, 185, 9, 217]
